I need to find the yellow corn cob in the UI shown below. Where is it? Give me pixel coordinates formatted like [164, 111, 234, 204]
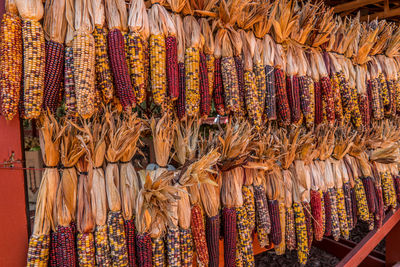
[72, 32, 96, 119]
[293, 202, 308, 265]
[127, 32, 146, 104]
[94, 225, 111, 266]
[275, 203, 286, 255]
[93, 25, 114, 104]
[254, 62, 266, 113]
[27, 234, 50, 267]
[236, 205, 254, 266]
[242, 185, 256, 232]
[0, 12, 23, 120]
[336, 188, 349, 239]
[150, 34, 167, 107]
[185, 47, 200, 116]
[22, 20, 45, 119]
[152, 237, 166, 266]
[77, 233, 96, 267]
[381, 171, 397, 209]
[350, 86, 362, 128]
[244, 70, 262, 128]
[337, 71, 352, 124]
[320, 190, 326, 236]
[331, 73, 343, 124]
[206, 54, 215, 96]
[354, 177, 370, 222]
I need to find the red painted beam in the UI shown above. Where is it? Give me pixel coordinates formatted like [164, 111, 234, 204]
[336, 209, 400, 267]
[386, 216, 400, 266]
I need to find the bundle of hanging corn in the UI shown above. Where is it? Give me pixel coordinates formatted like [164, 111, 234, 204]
[53, 127, 84, 266]
[15, 0, 45, 119]
[118, 114, 143, 267]
[105, 0, 135, 110]
[218, 121, 253, 267]
[126, 0, 149, 105]
[0, 0, 22, 120]
[27, 115, 64, 266]
[63, 0, 78, 117]
[92, 0, 114, 105]
[42, 0, 66, 113]
[104, 112, 130, 266]
[173, 12, 186, 119]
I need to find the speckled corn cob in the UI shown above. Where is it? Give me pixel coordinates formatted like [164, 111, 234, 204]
[150, 34, 167, 107]
[223, 207, 237, 267]
[293, 202, 308, 265]
[185, 47, 200, 116]
[369, 78, 384, 120]
[177, 62, 185, 119]
[314, 80, 323, 125]
[254, 184, 271, 247]
[73, 31, 96, 119]
[311, 190, 323, 241]
[64, 46, 78, 117]
[107, 211, 129, 266]
[180, 228, 193, 267]
[387, 79, 396, 116]
[206, 54, 215, 96]
[362, 177, 376, 214]
[320, 76, 335, 124]
[235, 56, 246, 118]
[379, 73, 390, 109]
[302, 201, 313, 250]
[394, 176, 400, 202]
[254, 62, 266, 115]
[93, 25, 114, 104]
[191, 205, 209, 266]
[343, 183, 354, 230]
[0, 12, 22, 120]
[222, 56, 240, 114]
[299, 76, 315, 128]
[22, 20, 45, 119]
[94, 225, 111, 266]
[242, 185, 256, 231]
[124, 218, 137, 267]
[200, 52, 211, 116]
[381, 171, 397, 209]
[136, 233, 152, 267]
[27, 234, 50, 267]
[77, 233, 95, 267]
[337, 71, 352, 124]
[351, 188, 358, 227]
[275, 68, 291, 125]
[206, 215, 220, 267]
[166, 36, 179, 100]
[236, 205, 254, 266]
[336, 188, 349, 239]
[285, 207, 296, 251]
[395, 79, 400, 115]
[274, 203, 286, 255]
[244, 70, 262, 128]
[350, 85, 362, 128]
[354, 177, 370, 222]
[268, 200, 282, 246]
[166, 228, 181, 266]
[54, 225, 77, 266]
[152, 237, 165, 266]
[320, 190, 326, 235]
[331, 73, 343, 124]
[265, 65, 277, 120]
[329, 188, 340, 241]
[213, 58, 225, 115]
[358, 93, 370, 128]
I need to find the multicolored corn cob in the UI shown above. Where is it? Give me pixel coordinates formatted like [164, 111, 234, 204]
[329, 188, 341, 241]
[191, 204, 209, 266]
[223, 207, 236, 267]
[150, 34, 167, 107]
[151, 237, 165, 266]
[244, 70, 262, 128]
[54, 225, 77, 267]
[77, 233, 95, 267]
[274, 203, 286, 255]
[337, 71, 353, 124]
[221, 56, 240, 114]
[236, 205, 254, 266]
[265, 65, 277, 120]
[285, 206, 296, 251]
[299, 76, 315, 128]
[394, 175, 400, 202]
[22, 20, 45, 119]
[180, 228, 193, 267]
[253, 184, 271, 247]
[27, 234, 50, 267]
[314, 80, 323, 125]
[235, 56, 246, 117]
[135, 233, 152, 267]
[177, 62, 185, 119]
[166, 228, 181, 266]
[336, 188, 349, 239]
[362, 177, 376, 214]
[381, 171, 397, 209]
[374, 183, 384, 229]
[320, 76, 335, 124]
[0, 12, 22, 120]
[200, 52, 211, 117]
[268, 200, 282, 245]
[93, 25, 114, 104]
[206, 54, 215, 96]
[275, 68, 291, 125]
[185, 47, 200, 116]
[49, 231, 57, 267]
[359, 93, 371, 128]
[343, 183, 354, 230]
[293, 202, 308, 265]
[331, 73, 344, 124]
[107, 211, 129, 266]
[206, 215, 220, 267]
[242, 185, 256, 231]
[108, 28, 136, 110]
[354, 177, 370, 222]
[213, 58, 225, 115]
[302, 202, 313, 250]
[350, 85, 362, 128]
[94, 225, 111, 266]
[64, 46, 78, 117]
[310, 190, 323, 241]
[286, 75, 302, 124]
[254, 61, 266, 116]
[350, 188, 358, 227]
[368, 78, 384, 120]
[166, 35, 179, 100]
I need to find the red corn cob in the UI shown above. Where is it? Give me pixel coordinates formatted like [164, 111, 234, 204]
[42, 40, 64, 113]
[166, 36, 179, 100]
[191, 205, 209, 266]
[310, 190, 323, 241]
[268, 200, 282, 245]
[108, 28, 136, 109]
[55, 225, 77, 267]
[222, 207, 236, 267]
[323, 191, 332, 236]
[314, 80, 323, 125]
[49, 231, 57, 267]
[303, 202, 313, 249]
[274, 68, 291, 125]
[213, 58, 225, 115]
[343, 183, 354, 230]
[359, 93, 370, 128]
[135, 233, 152, 267]
[200, 52, 211, 117]
[374, 183, 384, 229]
[234, 56, 246, 117]
[124, 219, 137, 267]
[206, 215, 220, 267]
[320, 76, 335, 124]
[177, 62, 185, 119]
[394, 175, 400, 202]
[286, 75, 302, 123]
[362, 177, 376, 214]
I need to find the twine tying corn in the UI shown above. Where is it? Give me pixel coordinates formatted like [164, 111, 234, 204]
[0, 12, 22, 120]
